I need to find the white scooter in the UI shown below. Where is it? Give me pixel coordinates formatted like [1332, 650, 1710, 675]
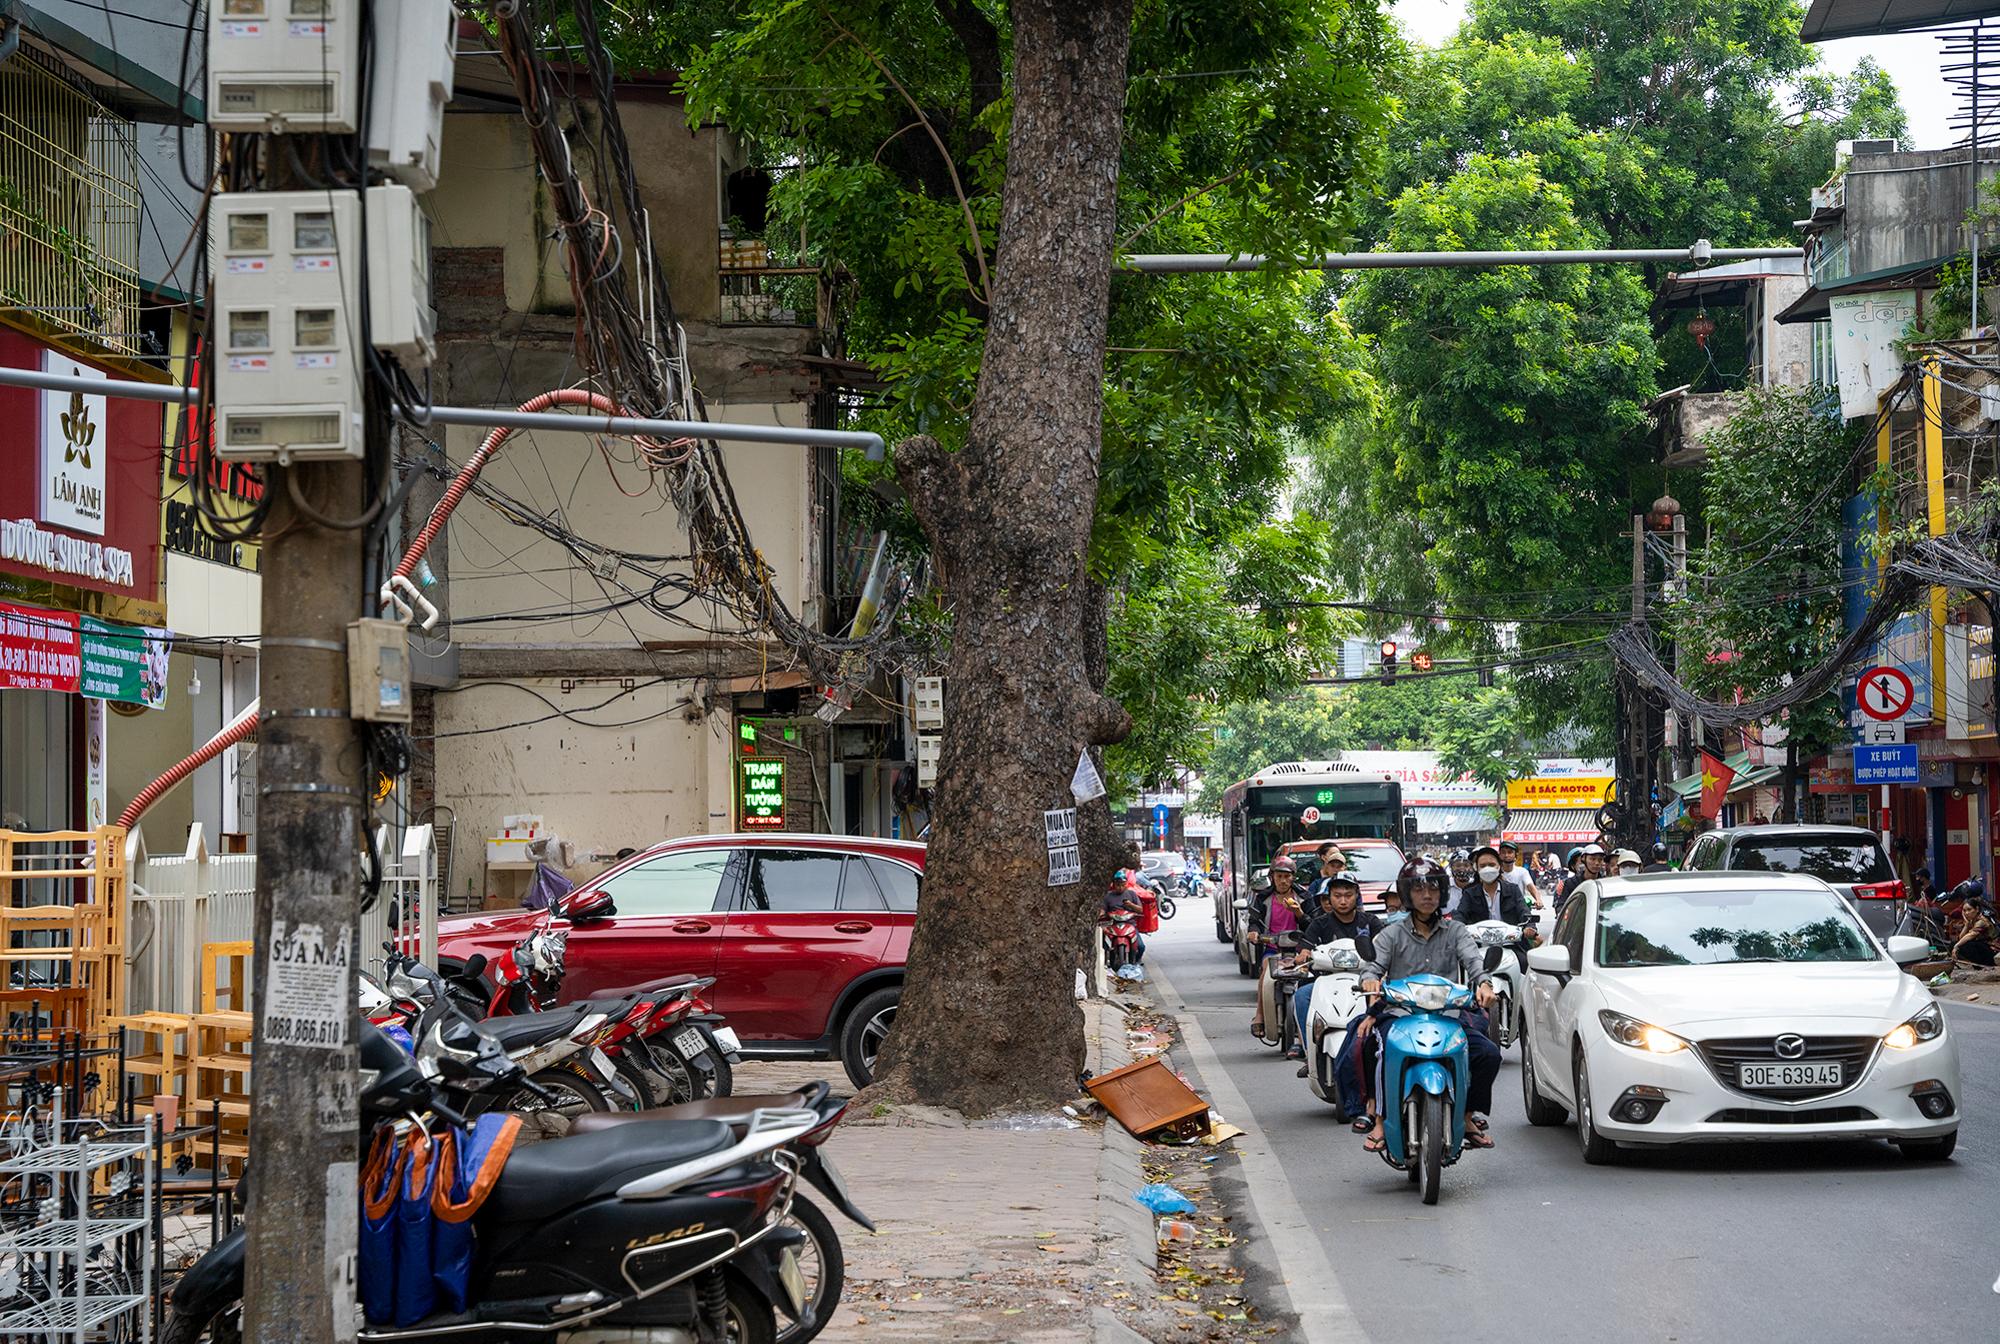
[1302, 938, 1370, 1112]
[1465, 919, 1535, 1048]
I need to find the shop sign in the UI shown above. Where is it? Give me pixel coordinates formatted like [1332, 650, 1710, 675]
[1505, 776, 1613, 810]
[38, 351, 107, 536]
[0, 517, 136, 586]
[1944, 624, 1995, 740]
[80, 617, 172, 708]
[740, 757, 786, 828]
[1810, 762, 1854, 794]
[1829, 289, 1917, 420]
[0, 603, 80, 691]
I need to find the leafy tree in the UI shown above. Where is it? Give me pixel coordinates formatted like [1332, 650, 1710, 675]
[1433, 684, 1538, 792]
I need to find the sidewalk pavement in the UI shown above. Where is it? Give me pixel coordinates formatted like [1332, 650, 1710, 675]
[736, 999, 1158, 1343]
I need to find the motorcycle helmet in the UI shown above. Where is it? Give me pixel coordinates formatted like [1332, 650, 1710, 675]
[1946, 879, 1987, 904]
[1397, 858, 1446, 902]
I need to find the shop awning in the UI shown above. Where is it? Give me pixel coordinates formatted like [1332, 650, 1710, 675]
[1500, 808, 1602, 845]
[1410, 804, 1497, 836]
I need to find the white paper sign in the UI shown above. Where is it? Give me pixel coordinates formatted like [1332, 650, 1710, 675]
[1045, 807, 1081, 886]
[1829, 290, 1917, 420]
[1071, 749, 1105, 803]
[264, 921, 353, 1049]
[39, 351, 107, 536]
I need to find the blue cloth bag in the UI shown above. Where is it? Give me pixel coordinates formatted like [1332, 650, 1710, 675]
[394, 1130, 440, 1325]
[430, 1114, 522, 1313]
[358, 1127, 403, 1326]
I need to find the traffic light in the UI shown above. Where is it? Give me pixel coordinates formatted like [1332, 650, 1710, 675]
[1410, 650, 1434, 673]
[1380, 640, 1397, 682]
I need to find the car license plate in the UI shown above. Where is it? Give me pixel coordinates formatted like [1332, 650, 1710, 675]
[1739, 1061, 1842, 1089]
[674, 1026, 708, 1059]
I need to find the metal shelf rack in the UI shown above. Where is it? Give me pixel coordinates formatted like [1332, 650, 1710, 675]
[0, 1087, 156, 1342]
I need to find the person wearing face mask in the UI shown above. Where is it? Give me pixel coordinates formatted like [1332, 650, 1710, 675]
[1445, 851, 1476, 915]
[1612, 848, 1644, 878]
[1454, 845, 1535, 926]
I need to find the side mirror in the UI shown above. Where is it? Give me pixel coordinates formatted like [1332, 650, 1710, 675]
[1232, 898, 1250, 913]
[558, 888, 617, 923]
[1526, 945, 1571, 976]
[1884, 934, 1932, 965]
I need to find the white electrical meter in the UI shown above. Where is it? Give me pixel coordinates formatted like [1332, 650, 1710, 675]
[209, 190, 364, 462]
[365, 184, 436, 368]
[208, 0, 360, 134]
[365, 0, 457, 192]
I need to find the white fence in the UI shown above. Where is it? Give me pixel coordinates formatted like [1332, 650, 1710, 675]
[125, 822, 437, 1015]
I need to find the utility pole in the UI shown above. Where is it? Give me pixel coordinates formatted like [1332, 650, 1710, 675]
[1618, 515, 1656, 853]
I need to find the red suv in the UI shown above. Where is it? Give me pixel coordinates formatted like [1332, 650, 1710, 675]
[437, 833, 924, 1087]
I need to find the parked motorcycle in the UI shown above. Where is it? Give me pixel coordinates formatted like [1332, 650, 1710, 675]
[1370, 974, 1475, 1206]
[1465, 919, 1534, 1049]
[162, 1008, 819, 1343]
[570, 1080, 871, 1344]
[1301, 939, 1369, 1112]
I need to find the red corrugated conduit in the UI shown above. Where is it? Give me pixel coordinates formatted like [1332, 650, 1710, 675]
[117, 389, 619, 831]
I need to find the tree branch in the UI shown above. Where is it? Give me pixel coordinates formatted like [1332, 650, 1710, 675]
[822, 6, 993, 304]
[1116, 167, 1243, 252]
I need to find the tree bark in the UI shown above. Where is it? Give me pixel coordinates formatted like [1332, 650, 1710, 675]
[869, 0, 1134, 1115]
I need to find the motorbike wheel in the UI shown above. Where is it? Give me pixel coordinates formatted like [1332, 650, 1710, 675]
[776, 1193, 845, 1344]
[498, 1066, 610, 1122]
[725, 1269, 780, 1344]
[1158, 896, 1178, 921]
[1236, 938, 1254, 977]
[1419, 1092, 1446, 1206]
[1214, 916, 1231, 944]
[161, 1303, 240, 1344]
[1493, 992, 1515, 1049]
[615, 1053, 662, 1108]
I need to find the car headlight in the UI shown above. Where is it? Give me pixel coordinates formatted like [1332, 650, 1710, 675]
[1598, 1010, 1688, 1054]
[1884, 1003, 1945, 1050]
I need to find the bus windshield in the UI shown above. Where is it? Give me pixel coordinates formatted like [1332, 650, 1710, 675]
[1243, 782, 1401, 867]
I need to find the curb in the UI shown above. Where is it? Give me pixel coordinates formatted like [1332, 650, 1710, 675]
[1088, 996, 1159, 1342]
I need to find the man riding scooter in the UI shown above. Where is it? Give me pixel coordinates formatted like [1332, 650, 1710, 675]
[1283, 871, 1381, 1062]
[1355, 860, 1502, 1152]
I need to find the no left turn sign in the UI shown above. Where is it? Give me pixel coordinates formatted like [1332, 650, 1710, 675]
[1856, 665, 1914, 721]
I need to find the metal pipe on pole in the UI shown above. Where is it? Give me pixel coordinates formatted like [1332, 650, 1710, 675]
[1118, 241, 1803, 273]
[0, 366, 889, 459]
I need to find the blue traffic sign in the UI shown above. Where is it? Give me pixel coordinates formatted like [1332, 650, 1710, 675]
[1854, 743, 1918, 784]
[1152, 802, 1170, 824]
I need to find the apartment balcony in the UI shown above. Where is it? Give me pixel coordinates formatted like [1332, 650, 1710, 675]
[0, 47, 141, 358]
[1648, 385, 1742, 469]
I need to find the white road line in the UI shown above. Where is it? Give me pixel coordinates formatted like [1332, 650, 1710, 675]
[1147, 957, 1371, 1344]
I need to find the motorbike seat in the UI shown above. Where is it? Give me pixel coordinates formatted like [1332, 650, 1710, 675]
[588, 973, 707, 1002]
[479, 1002, 593, 1053]
[483, 1118, 737, 1225]
[566, 1089, 815, 1139]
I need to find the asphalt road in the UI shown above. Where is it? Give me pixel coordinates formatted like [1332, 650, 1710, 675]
[1145, 903, 2000, 1344]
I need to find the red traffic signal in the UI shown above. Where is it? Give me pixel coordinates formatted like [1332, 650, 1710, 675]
[1411, 650, 1434, 672]
[1379, 640, 1397, 682]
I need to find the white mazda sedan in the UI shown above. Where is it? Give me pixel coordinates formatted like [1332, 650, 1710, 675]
[1520, 872, 1960, 1164]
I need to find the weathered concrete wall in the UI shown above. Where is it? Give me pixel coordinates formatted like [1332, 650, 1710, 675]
[1844, 147, 1998, 277]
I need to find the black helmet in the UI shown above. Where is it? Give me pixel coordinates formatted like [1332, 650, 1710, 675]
[1947, 879, 1986, 903]
[1398, 859, 1446, 902]
[1650, 842, 1668, 861]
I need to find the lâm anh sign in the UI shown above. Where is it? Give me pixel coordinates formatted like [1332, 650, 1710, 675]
[39, 350, 107, 535]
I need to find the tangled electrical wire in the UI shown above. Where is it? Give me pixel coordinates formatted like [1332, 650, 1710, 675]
[479, 0, 915, 687]
[1608, 523, 2000, 730]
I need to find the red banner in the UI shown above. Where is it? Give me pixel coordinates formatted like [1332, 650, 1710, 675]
[0, 602, 80, 692]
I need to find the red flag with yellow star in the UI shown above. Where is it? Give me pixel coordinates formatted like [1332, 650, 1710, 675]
[1699, 751, 1735, 820]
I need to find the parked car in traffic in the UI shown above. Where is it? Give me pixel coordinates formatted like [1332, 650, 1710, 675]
[1520, 871, 1958, 1163]
[438, 833, 924, 1088]
[1679, 824, 1904, 937]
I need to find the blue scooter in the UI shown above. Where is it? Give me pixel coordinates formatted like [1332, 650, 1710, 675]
[1371, 973, 1473, 1205]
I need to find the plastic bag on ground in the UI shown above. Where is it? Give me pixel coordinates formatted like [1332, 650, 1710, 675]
[1132, 1182, 1197, 1214]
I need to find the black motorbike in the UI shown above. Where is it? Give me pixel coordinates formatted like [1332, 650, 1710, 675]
[162, 1008, 823, 1344]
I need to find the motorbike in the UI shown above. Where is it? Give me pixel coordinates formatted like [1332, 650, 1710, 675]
[1252, 932, 1303, 1050]
[1370, 974, 1475, 1206]
[570, 1080, 871, 1344]
[163, 1006, 819, 1343]
[1102, 910, 1142, 974]
[1301, 939, 1369, 1112]
[1464, 919, 1535, 1049]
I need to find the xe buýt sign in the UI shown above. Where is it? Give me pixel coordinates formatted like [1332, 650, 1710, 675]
[740, 757, 787, 828]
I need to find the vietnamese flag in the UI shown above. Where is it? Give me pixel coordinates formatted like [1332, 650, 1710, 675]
[1699, 751, 1736, 820]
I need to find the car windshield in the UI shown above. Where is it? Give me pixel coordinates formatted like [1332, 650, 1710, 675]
[1596, 888, 1877, 968]
[1725, 837, 1892, 885]
[1343, 848, 1404, 884]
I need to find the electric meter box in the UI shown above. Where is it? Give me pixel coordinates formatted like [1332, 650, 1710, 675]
[365, 184, 436, 368]
[208, 0, 360, 134]
[365, 0, 457, 191]
[913, 677, 944, 730]
[348, 618, 413, 724]
[209, 190, 364, 462]
[916, 734, 942, 787]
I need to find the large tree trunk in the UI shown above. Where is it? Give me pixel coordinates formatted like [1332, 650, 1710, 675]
[872, 0, 1134, 1116]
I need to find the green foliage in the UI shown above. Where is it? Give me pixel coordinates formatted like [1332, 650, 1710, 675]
[1667, 384, 1867, 757]
[1432, 685, 1538, 792]
[658, 0, 1403, 785]
[1306, 0, 1906, 749]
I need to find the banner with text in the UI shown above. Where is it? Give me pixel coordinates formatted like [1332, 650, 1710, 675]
[0, 603, 80, 692]
[80, 616, 172, 708]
